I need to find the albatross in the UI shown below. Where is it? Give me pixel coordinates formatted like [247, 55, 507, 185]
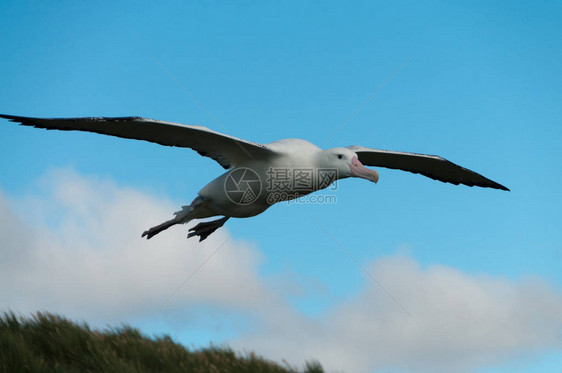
[0, 114, 509, 241]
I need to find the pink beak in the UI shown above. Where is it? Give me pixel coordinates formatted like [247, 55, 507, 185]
[350, 156, 379, 183]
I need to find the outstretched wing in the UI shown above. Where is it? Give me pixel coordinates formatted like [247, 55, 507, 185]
[347, 145, 509, 191]
[0, 114, 275, 169]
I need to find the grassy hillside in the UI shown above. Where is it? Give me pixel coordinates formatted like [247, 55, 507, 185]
[0, 312, 324, 373]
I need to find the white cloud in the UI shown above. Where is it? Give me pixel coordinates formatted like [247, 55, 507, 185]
[0, 169, 276, 324]
[1, 169, 561, 372]
[234, 255, 562, 372]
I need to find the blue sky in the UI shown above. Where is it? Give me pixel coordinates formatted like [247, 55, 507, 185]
[1, 1, 561, 372]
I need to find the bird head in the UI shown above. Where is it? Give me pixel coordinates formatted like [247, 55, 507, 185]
[318, 147, 379, 183]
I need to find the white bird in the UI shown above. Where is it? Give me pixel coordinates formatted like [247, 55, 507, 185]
[0, 115, 509, 241]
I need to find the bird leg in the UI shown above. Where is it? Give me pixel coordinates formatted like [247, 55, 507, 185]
[187, 217, 230, 242]
[142, 216, 182, 240]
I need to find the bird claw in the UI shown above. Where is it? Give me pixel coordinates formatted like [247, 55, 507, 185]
[187, 217, 229, 242]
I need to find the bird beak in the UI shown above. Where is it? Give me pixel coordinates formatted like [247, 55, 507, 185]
[350, 156, 379, 183]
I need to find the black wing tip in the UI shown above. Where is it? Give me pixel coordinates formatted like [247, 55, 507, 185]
[496, 184, 510, 192]
[1, 114, 148, 121]
[0, 114, 25, 121]
[465, 179, 510, 191]
[0, 114, 39, 127]
[474, 181, 510, 191]
[477, 176, 509, 192]
[480, 183, 509, 191]
[438, 178, 509, 191]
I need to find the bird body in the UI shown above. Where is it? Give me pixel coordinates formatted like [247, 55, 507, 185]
[0, 114, 509, 241]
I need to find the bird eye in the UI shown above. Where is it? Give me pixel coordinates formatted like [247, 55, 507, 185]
[337, 154, 343, 159]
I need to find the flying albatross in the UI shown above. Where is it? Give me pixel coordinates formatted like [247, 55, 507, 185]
[0, 114, 509, 241]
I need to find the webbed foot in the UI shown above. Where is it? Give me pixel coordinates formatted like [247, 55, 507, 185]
[187, 217, 229, 242]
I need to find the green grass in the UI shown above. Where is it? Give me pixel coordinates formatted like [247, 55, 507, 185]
[0, 311, 324, 373]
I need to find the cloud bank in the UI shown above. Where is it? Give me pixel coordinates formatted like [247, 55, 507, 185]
[0, 169, 273, 323]
[1, 169, 561, 372]
[235, 255, 562, 372]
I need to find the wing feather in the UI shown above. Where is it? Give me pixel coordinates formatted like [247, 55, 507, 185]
[0, 115, 274, 169]
[347, 145, 509, 191]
